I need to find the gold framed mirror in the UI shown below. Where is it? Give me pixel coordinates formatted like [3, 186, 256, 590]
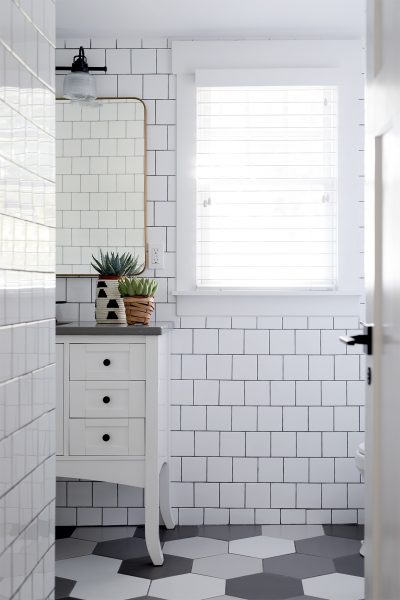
[56, 97, 147, 276]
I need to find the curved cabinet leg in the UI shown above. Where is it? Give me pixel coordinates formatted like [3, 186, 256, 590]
[159, 461, 175, 530]
[145, 477, 164, 565]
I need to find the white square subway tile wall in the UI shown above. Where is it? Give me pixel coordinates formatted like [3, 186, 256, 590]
[1, 2, 56, 598]
[56, 38, 365, 527]
[56, 98, 146, 274]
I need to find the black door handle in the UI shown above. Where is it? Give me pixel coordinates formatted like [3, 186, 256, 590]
[339, 322, 373, 355]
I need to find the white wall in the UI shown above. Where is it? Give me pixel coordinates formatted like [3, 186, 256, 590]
[56, 37, 365, 527]
[0, 1, 56, 597]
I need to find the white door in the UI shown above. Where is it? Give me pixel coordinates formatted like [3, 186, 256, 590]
[365, 1, 400, 598]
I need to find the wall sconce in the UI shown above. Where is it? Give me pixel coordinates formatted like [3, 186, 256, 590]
[56, 46, 107, 101]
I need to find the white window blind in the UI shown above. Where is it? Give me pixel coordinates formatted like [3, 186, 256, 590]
[196, 85, 338, 290]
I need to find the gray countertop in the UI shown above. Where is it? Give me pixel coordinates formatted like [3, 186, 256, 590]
[56, 321, 173, 336]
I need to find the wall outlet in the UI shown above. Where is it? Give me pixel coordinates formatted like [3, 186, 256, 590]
[147, 243, 165, 270]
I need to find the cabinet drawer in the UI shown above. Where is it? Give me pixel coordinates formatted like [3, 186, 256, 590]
[70, 381, 145, 419]
[69, 419, 144, 456]
[69, 343, 145, 381]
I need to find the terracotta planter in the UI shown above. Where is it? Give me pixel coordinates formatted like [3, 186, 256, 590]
[123, 296, 155, 325]
[95, 276, 127, 324]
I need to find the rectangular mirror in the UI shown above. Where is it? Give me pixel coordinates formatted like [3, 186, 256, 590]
[56, 98, 146, 275]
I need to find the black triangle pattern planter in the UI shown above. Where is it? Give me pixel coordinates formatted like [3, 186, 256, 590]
[95, 278, 127, 324]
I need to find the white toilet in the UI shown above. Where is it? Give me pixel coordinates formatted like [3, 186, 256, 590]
[355, 441, 365, 556]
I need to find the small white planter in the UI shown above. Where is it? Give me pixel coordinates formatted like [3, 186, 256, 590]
[95, 277, 127, 324]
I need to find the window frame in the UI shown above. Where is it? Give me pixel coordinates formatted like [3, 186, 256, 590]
[172, 40, 364, 316]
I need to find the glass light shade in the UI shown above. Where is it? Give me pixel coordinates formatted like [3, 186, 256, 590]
[63, 71, 96, 101]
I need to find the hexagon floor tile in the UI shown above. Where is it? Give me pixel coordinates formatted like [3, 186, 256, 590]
[197, 525, 262, 541]
[72, 526, 136, 542]
[56, 526, 77, 539]
[261, 525, 324, 540]
[263, 553, 335, 579]
[295, 536, 362, 559]
[163, 536, 228, 559]
[119, 554, 193, 580]
[303, 573, 364, 600]
[193, 552, 262, 579]
[230, 536, 295, 559]
[284, 597, 326, 600]
[93, 536, 149, 560]
[135, 526, 199, 542]
[334, 554, 364, 577]
[55, 524, 364, 600]
[56, 554, 121, 582]
[55, 577, 76, 599]
[322, 525, 364, 541]
[149, 573, 225, 600]
[56, 538, 97, 560]
[226, 572, 303, 600]
[72, 573, 150, 600]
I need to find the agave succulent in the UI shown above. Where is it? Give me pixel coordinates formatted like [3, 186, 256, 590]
[118, 277, 158, 298]
[91, 250, 143, 276]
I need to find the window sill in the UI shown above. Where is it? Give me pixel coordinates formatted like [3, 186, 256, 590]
[173, 290, 362, 317]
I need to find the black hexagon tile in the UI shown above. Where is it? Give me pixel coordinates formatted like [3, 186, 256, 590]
[334, 554, 364, 577]
[322, 525, 364, 541]
[119, 553, 193, 580]
[93, 536, 149, 560]
[226, 572, 303, 600]
[55, 526, 76, 540]
[55, 576, 76, 599]
[263, 553, 335, 579]
[134, 525, 199, 542]
[197, 524, 262, 541]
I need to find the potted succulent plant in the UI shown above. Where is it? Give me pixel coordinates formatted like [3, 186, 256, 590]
[91, 250, 142, 324]
[118, 277, 158, 325]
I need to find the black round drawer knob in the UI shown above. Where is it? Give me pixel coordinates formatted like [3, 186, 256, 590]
[102, 433, 110, 442]
[103, 396, 111, 404]
[103, 359, 111, 366]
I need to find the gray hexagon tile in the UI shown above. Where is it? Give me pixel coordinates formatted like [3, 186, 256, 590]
[56, 538, 97, 560]
[303, 573, 364, 600]
[295, 536, 362, 559]
[263, 553, 335, 579]
[333, 554, 364, 577]
[230, 536, 295, 559]
[119, 554, 193, 580]
[193, 552, 262, 579]
[197, 525, 262, 541]
[72, 573, 150, 600]
[94, 536, 149, 560]
[226, 572, 303, 600]
[163, 536, 228, 559]
[149, 573, 226, 600]
[262, 525, 324, 540]
[56, 554, 121, 581]
[72, 526, 136, 542]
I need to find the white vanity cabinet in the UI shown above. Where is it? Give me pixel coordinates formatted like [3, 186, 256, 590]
[56, 323, 174, 565]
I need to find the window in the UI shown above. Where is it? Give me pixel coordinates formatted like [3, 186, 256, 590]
[196, 85, 338, 289]
[172, 41, 363, 315]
